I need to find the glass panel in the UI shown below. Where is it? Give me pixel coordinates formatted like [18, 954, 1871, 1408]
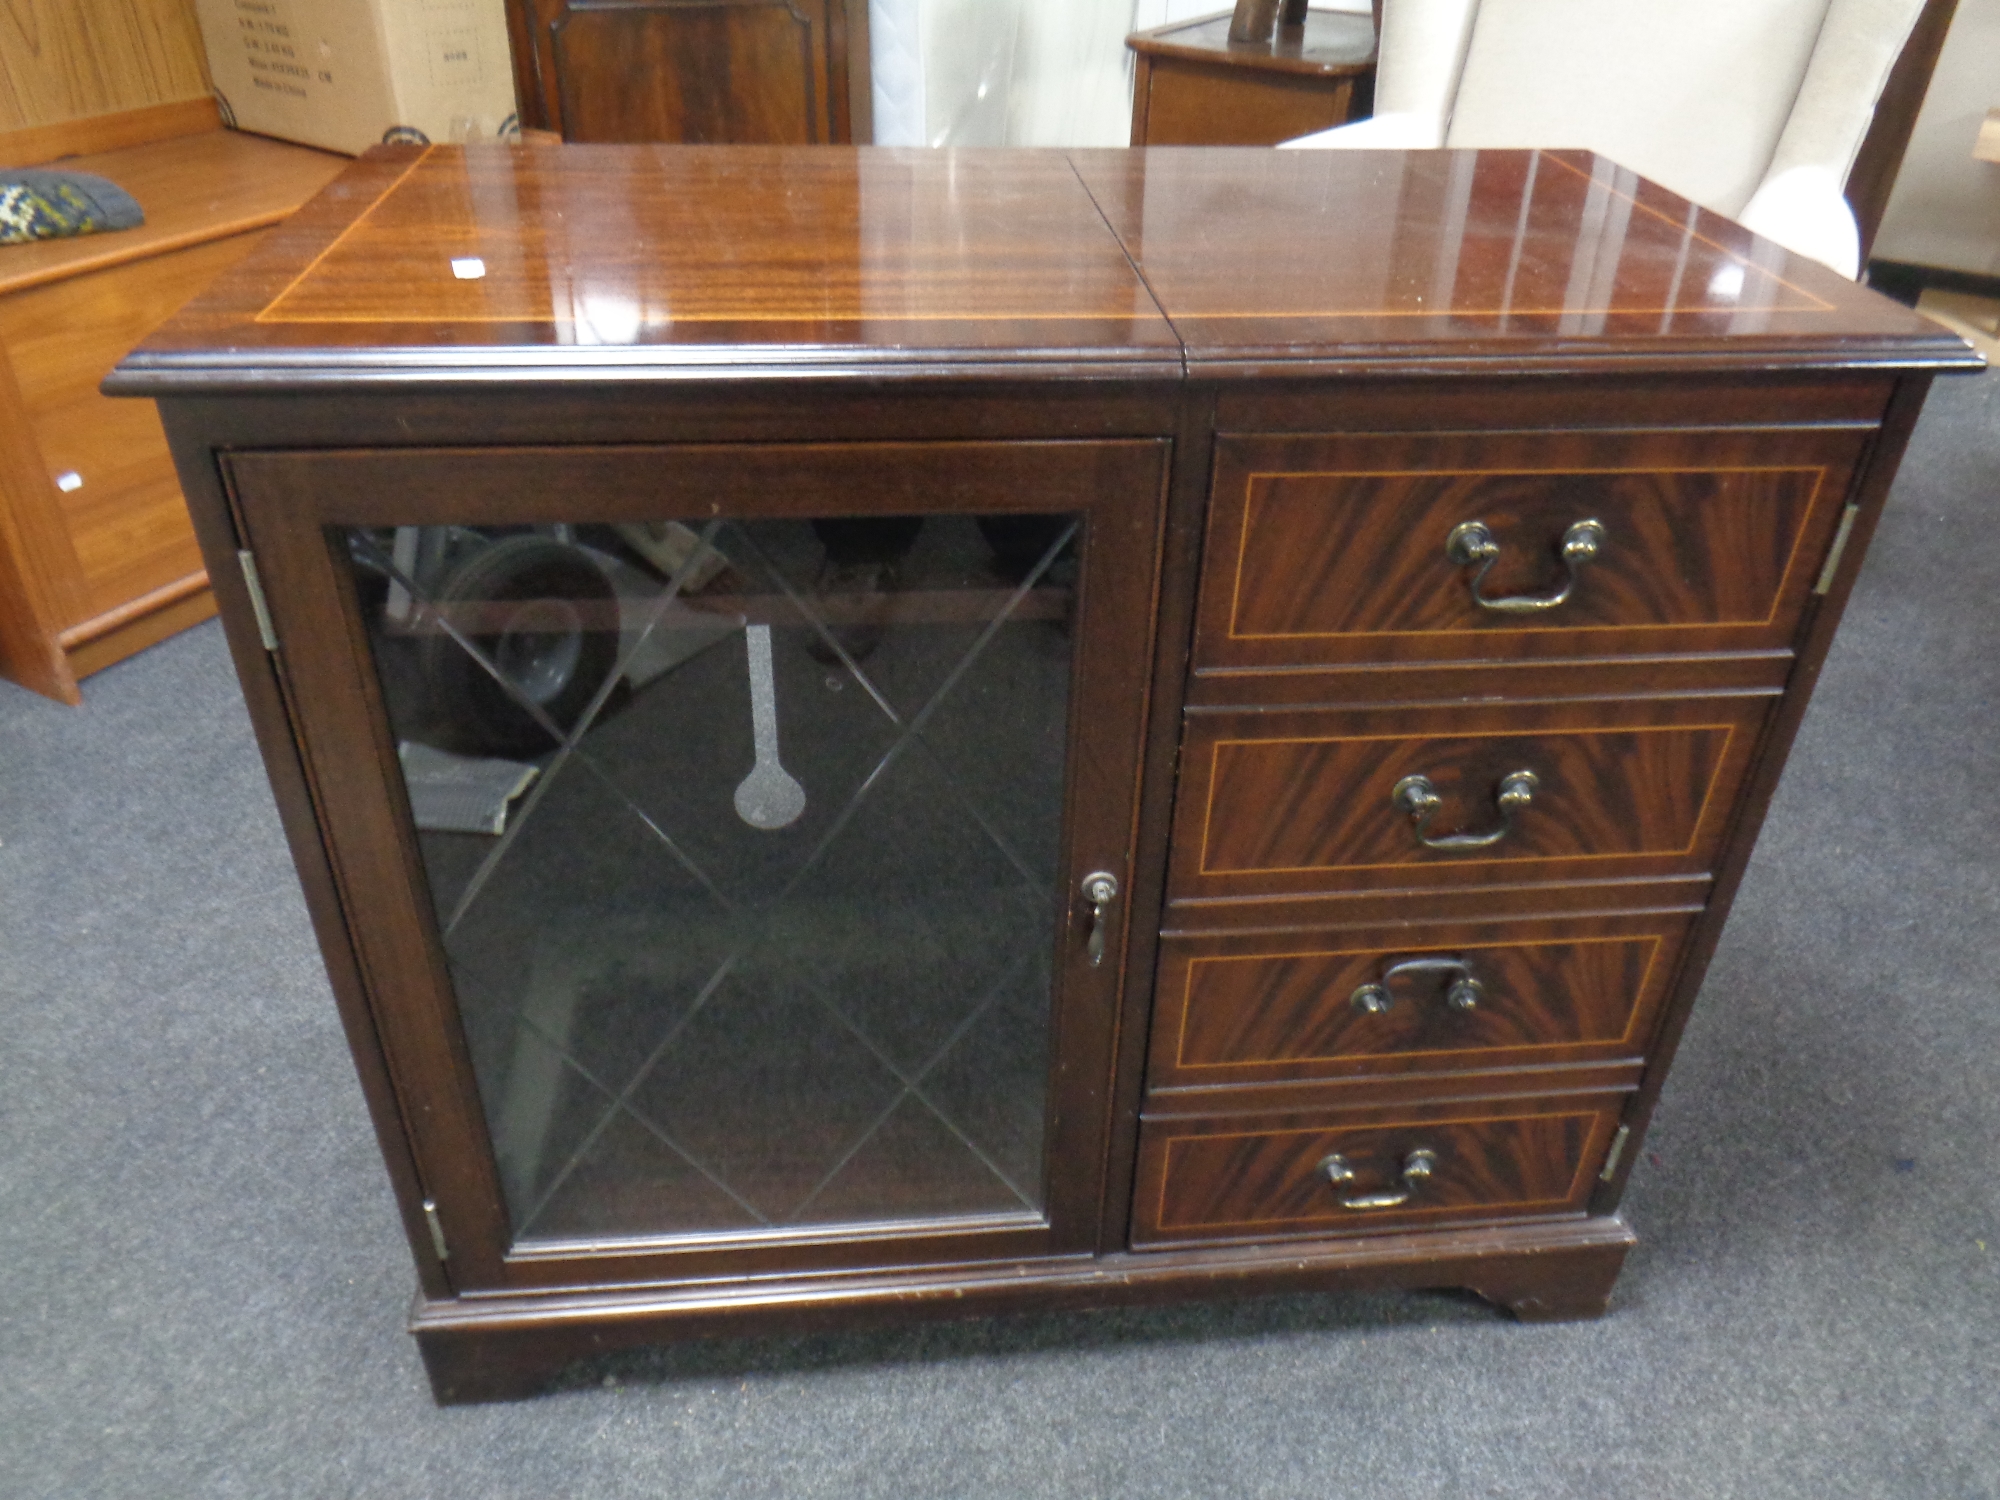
[345, 511, 1077, 1245]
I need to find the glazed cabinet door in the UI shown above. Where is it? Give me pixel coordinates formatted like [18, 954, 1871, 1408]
[226, 440, 1165, 1292]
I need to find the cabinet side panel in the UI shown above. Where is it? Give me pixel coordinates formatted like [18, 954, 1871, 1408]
[1590, 373, 1939, 1212]
[0, 359, 75, 700]
[155, 400, 455, 1300]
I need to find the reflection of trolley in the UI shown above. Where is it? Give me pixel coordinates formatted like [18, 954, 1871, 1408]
[352, 516, 1073, 769]
[354, 522, 725, 758]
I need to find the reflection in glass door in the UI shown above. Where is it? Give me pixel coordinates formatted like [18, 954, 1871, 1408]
[345, 510, 1078, 1246]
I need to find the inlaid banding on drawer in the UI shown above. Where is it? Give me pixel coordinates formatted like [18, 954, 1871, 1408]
[1197, 427, 1870, 669]
[1150, 911, 1697, 1087]
[1207, 726, 1731, 870]
[1171, 696, 1772, 898]
[1132, 1097, 1623, 1246]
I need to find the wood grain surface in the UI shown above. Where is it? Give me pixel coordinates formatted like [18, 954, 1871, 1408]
[407, 1214, 1639, 1399]
[511, 0, 868, 146]
[0, 130, 347, 297]
[1069, 146, 1967, 371]
[115, 142, 1975, 1388]
[0, 343, 85, 616]
[1197, 426, 1871, 669]
[1132, 59, 1363, 147]
[0, 231, 263, 622]
[1127, 7, 1376, 148]
[1211, 373, 1899, 434]
[1173, 693, 1774, 900]
[107, 145, 1972, 389]
[0, 125, 342, 702]
[552, 0, 828, 143]
[0, 346, 79, 700]
[1126, 8, 1377, 76]
[1150, 909, 1698, 1087]
[0, 0, 210, 134]
[229, 145, 1174, 361]
[1132, 1093, 1623, 1245]
[225, 440, 1169, 527]
[0, 95, 219, 169]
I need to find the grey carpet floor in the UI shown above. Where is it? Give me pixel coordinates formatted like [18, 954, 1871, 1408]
[3, 371, 1996, 1499]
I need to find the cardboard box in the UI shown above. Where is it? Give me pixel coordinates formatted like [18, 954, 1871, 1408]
[195, 0, 519, 156]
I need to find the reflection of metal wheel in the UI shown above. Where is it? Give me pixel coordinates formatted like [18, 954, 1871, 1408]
[421, 536, 618, 756]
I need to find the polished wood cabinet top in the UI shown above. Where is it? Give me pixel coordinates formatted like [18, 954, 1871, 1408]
[1068, 148, 1966, 373]
[116, 146, 1179, 381]
[112, 143, 1974, 390]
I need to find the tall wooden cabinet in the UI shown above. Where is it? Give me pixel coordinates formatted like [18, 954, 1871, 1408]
[111, 144, 1975, 1401]
[505, 0, 871, 144]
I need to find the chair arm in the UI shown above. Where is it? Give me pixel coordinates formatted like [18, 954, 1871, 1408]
[1737, 165, 1862, 279]
[1766, 0, 1928, 185]
[1280, 112, 1448, 150]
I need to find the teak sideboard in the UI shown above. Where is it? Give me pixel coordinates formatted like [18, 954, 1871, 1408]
[109, 144, 1976, 1403]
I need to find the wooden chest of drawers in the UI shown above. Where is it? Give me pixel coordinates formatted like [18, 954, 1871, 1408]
[1140, 393, 1859, 1253]
[0, 126, 346, 702]
[111, 144, 1975, 1401]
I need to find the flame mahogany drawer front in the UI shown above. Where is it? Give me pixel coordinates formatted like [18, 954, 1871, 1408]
[1194, 426, 1871, 674]
[1147, 910, 1699, 1090]
[1169, 693, 1775, 903]
[1131, 1094, 1629, 1247]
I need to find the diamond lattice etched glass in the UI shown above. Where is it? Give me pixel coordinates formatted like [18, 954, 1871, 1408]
[347, 511, 1076, 1243]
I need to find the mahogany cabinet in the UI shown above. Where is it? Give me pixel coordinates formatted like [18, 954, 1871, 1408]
[504, 0, 870, 144]
[109, 143, 1975, 1402]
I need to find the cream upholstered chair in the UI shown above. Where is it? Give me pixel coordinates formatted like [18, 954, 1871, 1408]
[1280, 0, 1931, 276]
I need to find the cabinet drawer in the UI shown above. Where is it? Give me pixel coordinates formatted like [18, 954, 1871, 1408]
[1131, 1095, 1625, 1247]
[1170, 695, 1772, 901]
[1149, 911, 1697, 1088]
[1195, 427, 1869, 673]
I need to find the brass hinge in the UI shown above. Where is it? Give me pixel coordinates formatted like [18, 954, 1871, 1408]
[422, 1199, 449, 1261]
[1599, 1124, 1632, 1182]
[1813, 504, 1861, 595]
[237, 549, 279, 651]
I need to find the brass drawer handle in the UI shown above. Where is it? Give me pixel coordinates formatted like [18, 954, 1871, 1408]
[1320, 1147, 1439, 1210]
[1350, 955, 1484, 1015]
[1392, 769, 1538, 850]
[1447, 518, 1606, 613]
